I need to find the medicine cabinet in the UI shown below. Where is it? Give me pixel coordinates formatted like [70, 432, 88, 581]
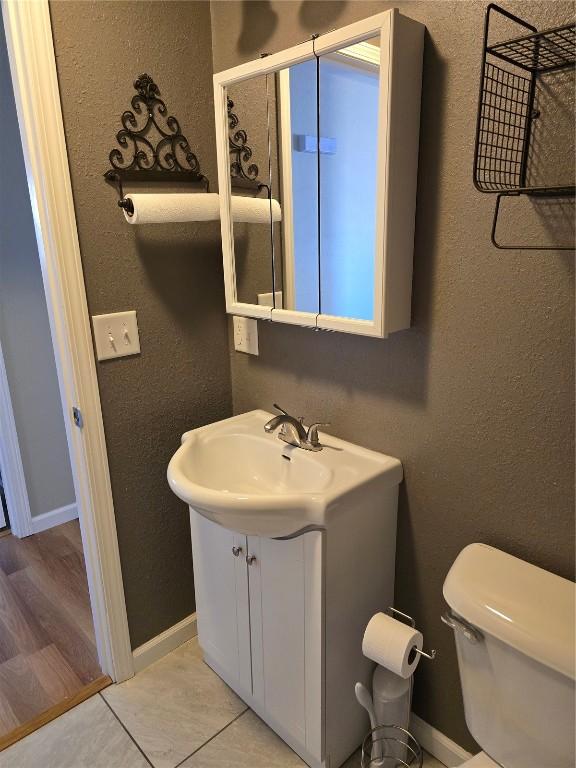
[214, 10, 424, 338]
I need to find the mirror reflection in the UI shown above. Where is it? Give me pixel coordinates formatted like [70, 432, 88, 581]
[227, 76, 275, 306]
[272, 59, 319, 314]
[226, 35, 381, 321]
[318, 37, 380, 322]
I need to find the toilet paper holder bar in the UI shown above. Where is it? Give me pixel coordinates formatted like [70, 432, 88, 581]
[387, 607, 437, 661]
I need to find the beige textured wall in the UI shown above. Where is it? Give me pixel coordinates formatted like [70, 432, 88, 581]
[210, 0, 575, 750]
[50, 1, 232, 648]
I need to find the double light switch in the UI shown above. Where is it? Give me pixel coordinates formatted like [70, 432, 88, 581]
[92, 311, 140, 361]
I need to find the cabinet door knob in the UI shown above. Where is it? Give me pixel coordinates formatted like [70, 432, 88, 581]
[232, 546, 243, 557]
[246, 554, 257, 565]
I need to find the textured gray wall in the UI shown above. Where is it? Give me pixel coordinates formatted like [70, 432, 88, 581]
[49, 1, 232, 648]
[210, 0, 575, 750]
[0, 15, 76, 519]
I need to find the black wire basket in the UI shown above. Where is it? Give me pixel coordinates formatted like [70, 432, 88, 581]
[473, 4, 575, 249]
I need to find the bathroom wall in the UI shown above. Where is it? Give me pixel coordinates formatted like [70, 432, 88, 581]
[0, 15, 76, 520]
[49, 1, 232, 648]
[210, 0, 575, 751]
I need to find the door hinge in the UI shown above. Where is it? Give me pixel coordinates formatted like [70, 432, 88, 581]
[72, 406, 83, 429]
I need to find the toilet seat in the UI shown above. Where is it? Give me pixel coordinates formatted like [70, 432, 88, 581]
[460, 753, 499, 767]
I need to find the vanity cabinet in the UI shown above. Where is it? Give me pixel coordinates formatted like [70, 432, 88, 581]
[189, 486, 399, 768]
[189, 513, 252, 692]
[190, 512, 322, 763]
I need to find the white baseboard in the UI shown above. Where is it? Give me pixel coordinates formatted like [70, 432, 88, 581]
[410, 713, 473, 767]
[132, 613, 198, 674]
[30, 502, 78, 534]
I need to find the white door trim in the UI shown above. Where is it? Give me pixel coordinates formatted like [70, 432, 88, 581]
[0, 334, 32, 537]
[2, 0, 134, 682]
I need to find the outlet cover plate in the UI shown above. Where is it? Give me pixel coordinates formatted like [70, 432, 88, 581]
[92, 310, 141, 361]
[233, 316, 259, 355]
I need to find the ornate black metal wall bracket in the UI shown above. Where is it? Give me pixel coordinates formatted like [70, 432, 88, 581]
[227, 98, 268, 197]
[104, 73, 209, 215]
[473, 4, 575, 250]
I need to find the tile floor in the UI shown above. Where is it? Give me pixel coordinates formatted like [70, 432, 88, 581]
[0, 638, 446, 768]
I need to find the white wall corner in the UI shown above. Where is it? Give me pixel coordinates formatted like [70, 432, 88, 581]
[410, 713, 474, 767]
[132, 613, 198, 674]
[30, 502, 78, 535]
[0, 337, 33, 538]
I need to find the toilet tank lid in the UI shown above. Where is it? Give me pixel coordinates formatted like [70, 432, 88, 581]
[443, 543, 575, 680]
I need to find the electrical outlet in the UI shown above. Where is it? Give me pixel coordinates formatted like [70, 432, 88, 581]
[92, 310, 141, 361]
[233, 316, 259, 355]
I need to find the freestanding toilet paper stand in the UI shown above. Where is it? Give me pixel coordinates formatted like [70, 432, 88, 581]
[360, 724, 423, 768]
[355, 607, 436, 767]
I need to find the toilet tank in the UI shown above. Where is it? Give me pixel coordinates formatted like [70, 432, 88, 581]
[443, 544, 575, 768]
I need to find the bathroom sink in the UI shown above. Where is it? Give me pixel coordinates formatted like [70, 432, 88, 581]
[167, 410, 403, 536]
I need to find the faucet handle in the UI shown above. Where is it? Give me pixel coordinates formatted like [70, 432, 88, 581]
[307, 423, 330, 446]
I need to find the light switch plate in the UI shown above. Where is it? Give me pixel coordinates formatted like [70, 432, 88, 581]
[92, 310, 140, 361]
[233, 316, 259, 355]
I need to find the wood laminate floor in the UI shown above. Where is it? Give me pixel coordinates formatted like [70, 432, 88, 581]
[0, 520, 104, 740]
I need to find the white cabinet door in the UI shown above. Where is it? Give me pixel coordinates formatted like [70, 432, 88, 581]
[247, 531, 323, 761]
[190, 510, 252, 693]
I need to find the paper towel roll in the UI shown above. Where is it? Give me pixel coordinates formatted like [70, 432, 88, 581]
[230, 195, 282, 224]
[122, 192, 281, 225]
[123, 193, 220, 224]
[362, 612, 423, 679]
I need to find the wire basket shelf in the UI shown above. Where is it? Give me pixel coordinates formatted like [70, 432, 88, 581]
[475, 60, 533, 193]
[487, 23, 576, 74]
[473, 4, 575, 249]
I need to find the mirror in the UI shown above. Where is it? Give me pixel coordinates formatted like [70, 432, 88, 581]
[215, 11, 423, 336]
[272, 59, 319, 315]
[318, 37, 381, 322]
[227, 76, 274, 307]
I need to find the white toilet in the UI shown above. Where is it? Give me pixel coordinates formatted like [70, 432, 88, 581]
[443, 543, 575, 768]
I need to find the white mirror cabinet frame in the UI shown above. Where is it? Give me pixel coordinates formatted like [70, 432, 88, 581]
[214, 10, 424, 338]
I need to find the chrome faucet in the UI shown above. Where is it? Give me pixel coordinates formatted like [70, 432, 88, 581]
[264, 404, 330, 452]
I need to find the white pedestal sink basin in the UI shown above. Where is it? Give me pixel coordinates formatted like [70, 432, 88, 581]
[167, 410, 403, 537]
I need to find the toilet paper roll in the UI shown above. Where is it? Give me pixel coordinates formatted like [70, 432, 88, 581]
[362, 612, 423, 679]
[230, 195, 282, 224]
[123, 193, 220, 224]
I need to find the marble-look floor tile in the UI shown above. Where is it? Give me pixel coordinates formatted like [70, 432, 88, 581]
[102, 638, 246, 768]
[181, 708, 445, 768]
[181, 709, 305, 767]
[341, 747, 446, 767]
[0, 695, 150, 768]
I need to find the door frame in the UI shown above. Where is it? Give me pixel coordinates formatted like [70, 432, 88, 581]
[1, 0, 134, 682]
